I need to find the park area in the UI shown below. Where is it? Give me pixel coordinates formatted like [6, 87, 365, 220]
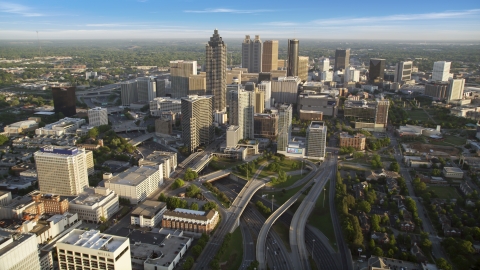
[219, 227, 243, 270]
[427, 185, 461, 200]
[406, 109, 431, 122]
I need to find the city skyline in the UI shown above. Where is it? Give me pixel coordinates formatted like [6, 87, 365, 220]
[0, 1, 478, 40]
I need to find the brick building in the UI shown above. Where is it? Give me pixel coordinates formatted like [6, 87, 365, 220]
[161, 208, 219, 234]
[339, 132, 366, 150]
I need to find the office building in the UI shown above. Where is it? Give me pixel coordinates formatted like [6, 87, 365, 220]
[306, 121, 327, 160]
[275, 104, 292, 152]
[334, 49, 350, 71]
[319, 58, 330, 72]
[271, 76, 301, 104]
[287, 39, 299, 77]
[344, 66, 360, 82]
[369, 58, 386, 84]
[56, 229, 131, 270]
[35, 117, 85, 136]
[394, 61, 413, 82]
[24, 212, 79, 245]
[432, 61, 452, 82]
[161, 208, 220, 234]
[131, 200, 166, 228]
[226, 125, 241, 148]
[206, 29, 227, 111]
[425, 82, 449, 99]
[149, 97, 182, 116]
[188, 73, 206, 96]
[88, 107, 108, 127]
[447, 78, 465, 101]
[0, 191, 12, 206]
[255, 89, 265, 114]
[298, 56, 309, 81]
[258, 81, 272, 109]
[344, 98, 390, 131]
[228, 89, 255, 140]
[52, 86, 76, 117]
[254, 113, 278, 140]
[0, 229, 41, 270]
[139, 151, 177, 179]
[120, 80, 138, 106]
[181, 95, 214, 153]
[137, 77, 156, 102]
[30, 192, 69, 214]
[297, 92, 338, 117]
[155, 77, 166, 97]
[34, 146, 89, 196]
[4, 118, 40, 135]
[242, 35, 262, 73]
[103, 165, 163, 204]
[69, 187, 119, 223]
[170, 60, 197, 98]
[339, 132, 366, 150]
[214, 109, 228, 125]
[262, 40, 278, 72]
[132, 235, 192, 270]
[321, 71, 333, 82]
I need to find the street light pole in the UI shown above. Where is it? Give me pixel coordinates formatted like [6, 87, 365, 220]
[323, 188, 326, 208]
[271, 195, 274, 212]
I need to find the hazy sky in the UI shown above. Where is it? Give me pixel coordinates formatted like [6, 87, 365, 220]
[0, 0, 479, 40]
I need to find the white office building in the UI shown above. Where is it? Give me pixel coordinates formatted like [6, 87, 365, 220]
[35, 118, 86, 136]
[258, 81, 272, 109]
[88, 107, 108, 127]
[226, 125, 241, 148]
[271, 77, 301, 104]
[432, 61, 452, 82]
[139, 151, 177, 179]
[149, 97, 182, 116]
[56, 229, 131, 270]
[69, 187, 119, 223]
[0, 191, 12, 206]
[34, 147, 89, 196]
[130, 200, 166, 228]
[321, 71, 333, 82]
[447, 78, 465, 101]
[137, 77, 157, 102]
[306, 121, 327, 160]
[228, 89, 255, 140]
[103, 165, 163, 204]
[0, 229, 41, 270]
[344, 66, 360, 82]
[394, 61, 413, 82]
[319, 58, 330, 72]
[22, 212, 79, 244]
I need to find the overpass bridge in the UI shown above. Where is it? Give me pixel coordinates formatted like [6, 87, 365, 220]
[201, 170, 231, 182]
[190, 154, 214, 173]
[129, 133, 154, 146]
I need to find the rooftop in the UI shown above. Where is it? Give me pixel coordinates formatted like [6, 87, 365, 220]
[107, 165, 159, 186]
[70, 187, 114, 206]
[58, 229, 127, 252]
[163, 208, 216, 221]
[132, 200, 166, 218]
[145, 235, 191, 268]
[443, 167, 463, 173]
[340, 132, 366, 139]
[0, 229, 36, 256]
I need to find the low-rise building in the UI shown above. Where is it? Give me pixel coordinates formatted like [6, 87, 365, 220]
[4, 118, 40, 135]
[23, 212, 79, 244]
[0, 191, 12, 206]
[139, 151, 177, 179]
[30, 192, 69, 214]
[35, 118, 86, 136]
[103, 165, 163, 204]
[56, 229, 131, 270]
[131, 200, 166, 228]
[69, 187, 119, 223]
[161, 208, 219, 234]
[339, 132, 366, 150]
[443, 167, 464, 179]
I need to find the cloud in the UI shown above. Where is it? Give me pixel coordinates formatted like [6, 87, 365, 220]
[261, 21, 298, 26]
[184, 8, 273, 14]
[0, 2, 43, 17]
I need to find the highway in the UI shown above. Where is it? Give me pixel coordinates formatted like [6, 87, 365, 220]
[289, 156, 336, 270]
[239, 218, 255, 268]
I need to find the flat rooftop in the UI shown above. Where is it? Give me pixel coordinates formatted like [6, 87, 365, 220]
[163, 208, 216, 221]
[0, 229, 36, 256]
[71, 187, 112, 206]
[145, 235, 191, 268]
[443, 167, 463, 173]
[132, 200, 166, 218]
[108, 165, 159, 186]
[58, 229, 127, 253]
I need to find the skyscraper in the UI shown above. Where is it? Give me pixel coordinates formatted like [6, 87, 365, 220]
[34, 146, 89, 196]
[334, 49, 350, 71]
[242, 35, 263, 73]
[432, 61, 452, 82]
[170, 60, 197, 98]
[206, 29, 227, 111]
[369, 58, 386, 84]
[228, 88, 255, 140]
[287, 39, 299, 77]
[155, 77, 166, 97]
[447, 78, 465, 100]
[306, 121, 327, 160]
[276, 104, 292, 152]
[262, 40, 279, 72]
[120, 80, 138, 106]
[52, 86, 76, 117]
[344, 66, 360, 82]
[258, 81, 272, 109]
[297, 56, 309, 81]
[88, 107, 108, 127]
[181, 95, 214, 153]
[394, 61, 413, 83]
[319, 58, 330, 72]
[137, 77, 156, 102]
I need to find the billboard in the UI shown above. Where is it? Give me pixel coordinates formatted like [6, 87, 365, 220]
[287, 147, 303, 154]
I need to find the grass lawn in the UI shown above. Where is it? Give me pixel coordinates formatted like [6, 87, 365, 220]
[407, 109, 430, 122]
[309, 256, 319, 270]
[266, 172, 308, 189]
[272, 223, 291, 252]
[265, 182, 309, 205]
[427, 186, 461, 200]
[220, 227, 243, 270]
[210, 157, 244, 170]
[277, 158, 303, 172]
[307, 182, 337, 251]
[443, 135, 467, 146]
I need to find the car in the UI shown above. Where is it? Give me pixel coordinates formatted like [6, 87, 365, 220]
[358, 260, 363, 262]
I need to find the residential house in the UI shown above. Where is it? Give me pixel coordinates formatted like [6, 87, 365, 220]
[358, 212, 370, 233]
[460, 181, 474, 196]
[411, 243, 428, 263]
[371, 232, 390, 244]
[400, 220, 415, 232]
[386, 178, 399, 193]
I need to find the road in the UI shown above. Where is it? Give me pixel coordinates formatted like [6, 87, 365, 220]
[239, 218, 255, 269]
[289, 156, 336, 270]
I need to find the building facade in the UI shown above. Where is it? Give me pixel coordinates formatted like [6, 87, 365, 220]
[69, 187, 119, 223]
[275, 104, 292, 152]
[31, 192, 69, 214]
[88, 107, 108, 127]
[432, 61, 452, 82]
[228, 89, 255, 140]
[34, 147, 89, 196]
[394, 61, 413, 83]
[334, 49, 350, 71]
[306, 121, 327, 160]
[339, 132, 366, 150]
[297, 56, 309, 82]
[271, 76, 300, 104]
[170, 60, 197, 98]
[139, 151, 177, 179]
[52, 86, 76, 117]
[181, 95, 214, 153]
[206, 29, 227, 111]
[287, 39, 299, 77]
[130, 200, 166, 228]
[242, 35, 262, 73]
[447, 78, 465, 101]
[120, 80, 138, 106]
[254, 113, 278, 140]
[161, 208, 219, 234]
[137, 77, 156, 102]
[262, 40, 278, 72]
[149, 97, 182, 116]
[35, 117, 86, 136]
[0, 229, 41, 270]
[369, 58, 386, 84]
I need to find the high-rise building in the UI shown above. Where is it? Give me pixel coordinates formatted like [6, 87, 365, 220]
[170, 60, 197, 98]
[297, 56, 309, 81]
[242, 35, 262, 73]
[432, 61, 452, 82]
[425, 82, 449, 99]
[306, 121, 327, 160]
[226, 125, 241, 148]
[320, 58, 330, 72]
[275, 104, 292, 152]
[34, 146, 89, 196]
[206, 29, 227, 111]
[137, 77, 156, 102]
[120, 80, 138, 106]
[262, 40, 279, 72]
[254, 113, 278, 140]
[344, 66, 360, 82]
[258, 81, 272, 109]
[334, 49, 350, 71]
[228, 89, 255, 140]
[52, 86, 76, 117]
[88, 107, 108, 127]
[255, 89, 265, 114]
[155, 77, 166, 97]
[394, 61, 413, 82]
[271, 76, 301, 104]
[343, 98, 390, 131]
[0, 229, 41, 270]
[181, 95, 214, 153]
[287, 39, 299, 77]
[189, 73, 206, 96]
[369, 58, 386, 84]
[447, 78, 465, 100]
[56, 229, 131, 270]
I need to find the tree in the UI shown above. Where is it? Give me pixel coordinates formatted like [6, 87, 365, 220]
[88, 127, 99, 139]
[389, 162, 400, 172]
[358, 201, 372, 213]
[190, 202, 199, 210]
[432, 168, 441, 177]
[369, 239, 376, 249]
[371, 214, 381, 231]
[372, 247, 383, 257]
[184, 168, 198, 181]
[172, 178, 185, 189]
[158, 193, 167, 202]
[183, 256, 194, 270]
[186, 185, 201, 198]
[203, 201, 218, 211]
[0, 135, 8, 146]
[192, 245, 203, 258]
[436, 258, 453, 270]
